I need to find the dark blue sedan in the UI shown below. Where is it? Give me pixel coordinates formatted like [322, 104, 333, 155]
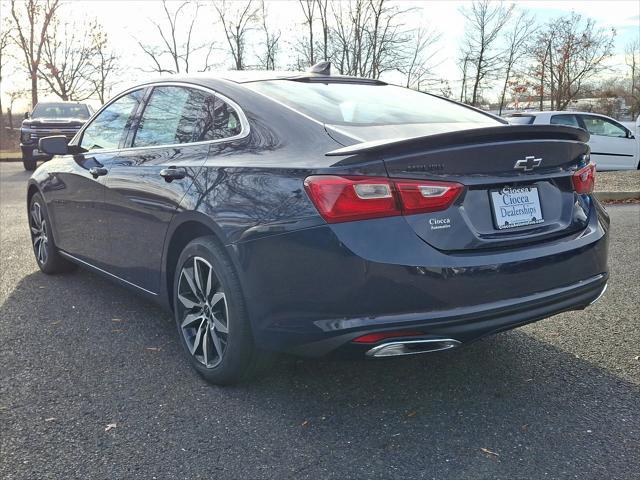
[28, 67, 609, 384]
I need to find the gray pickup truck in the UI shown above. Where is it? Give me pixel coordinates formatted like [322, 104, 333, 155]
[20, 101, 93, 170]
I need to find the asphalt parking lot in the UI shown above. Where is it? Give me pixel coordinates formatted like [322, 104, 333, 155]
[1, 161, 638, 479]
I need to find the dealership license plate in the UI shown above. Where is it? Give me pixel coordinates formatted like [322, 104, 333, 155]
[490, 186, 544, 230]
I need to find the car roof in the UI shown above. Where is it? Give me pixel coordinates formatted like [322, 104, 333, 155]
[137, 70, 385, 85]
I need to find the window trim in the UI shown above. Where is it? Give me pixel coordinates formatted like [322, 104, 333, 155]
[72, 81, 250, 155]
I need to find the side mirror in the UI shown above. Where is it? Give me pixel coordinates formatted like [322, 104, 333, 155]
[39, 136, 69, 155]
[628, 130, 635, 139]
[24, 112, 30, 119]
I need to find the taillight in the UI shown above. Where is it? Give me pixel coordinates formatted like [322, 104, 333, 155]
[572, 163, 595, 194]
[395, 180, 464, 215]
[303, 176, 400, 223]
[304, 175, 463, 223]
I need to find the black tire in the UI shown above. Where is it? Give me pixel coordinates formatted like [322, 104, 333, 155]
[22, 150, 37, 171]
[28, 193, 77, 274]
[173, 236, 273, 385]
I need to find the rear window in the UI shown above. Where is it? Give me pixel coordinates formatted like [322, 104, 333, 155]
[32, 103, 91, 119]
[247, 80, 498, 126]
[506, 115, 535, 125]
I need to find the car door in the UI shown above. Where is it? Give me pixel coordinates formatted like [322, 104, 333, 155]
[101, 84, 245, 294]
[47, 89, 145, 268]
[577, 114, 637, 170]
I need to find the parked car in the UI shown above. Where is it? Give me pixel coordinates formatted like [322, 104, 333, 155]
[28, 69, 609, 384]
[505, 111, 639, 170]
[20, 101, 93, 171]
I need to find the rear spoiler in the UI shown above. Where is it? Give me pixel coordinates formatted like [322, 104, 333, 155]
[325, 125, 589, 157]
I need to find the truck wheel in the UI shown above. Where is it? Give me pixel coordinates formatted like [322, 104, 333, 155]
[22, 149, 37, 171]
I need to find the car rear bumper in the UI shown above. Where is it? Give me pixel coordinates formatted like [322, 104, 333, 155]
[292, 272, 607, 357]
[233, 199, 609, 357]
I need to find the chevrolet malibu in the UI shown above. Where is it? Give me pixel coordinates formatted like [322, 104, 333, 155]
[28, 68, 609, 384]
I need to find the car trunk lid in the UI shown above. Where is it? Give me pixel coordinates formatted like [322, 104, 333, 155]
[326, 125, 592, 251]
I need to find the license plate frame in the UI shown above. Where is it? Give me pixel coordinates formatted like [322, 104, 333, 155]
[489, 186, 544, 230]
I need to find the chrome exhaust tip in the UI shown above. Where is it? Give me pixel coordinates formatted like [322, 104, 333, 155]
[365, 338, 461, 358]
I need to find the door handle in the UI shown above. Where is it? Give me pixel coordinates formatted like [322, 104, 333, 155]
[159, 167, 186, 182]
[89, 167, 108, 178]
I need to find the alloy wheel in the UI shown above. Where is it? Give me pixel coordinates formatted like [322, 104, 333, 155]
[177, 256, 229, 368]
[30, 202, 49, 265]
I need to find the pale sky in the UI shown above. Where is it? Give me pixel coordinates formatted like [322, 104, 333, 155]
[1, 0, 639, 110]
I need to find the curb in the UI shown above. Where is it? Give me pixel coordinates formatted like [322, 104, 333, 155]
[0, 157, 21, 162]
[595, 191, 640, 202]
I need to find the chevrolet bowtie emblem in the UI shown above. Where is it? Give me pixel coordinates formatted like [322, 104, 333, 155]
[514, 156, 542, 171]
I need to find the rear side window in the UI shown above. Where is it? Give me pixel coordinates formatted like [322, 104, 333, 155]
[247, 80, 498, 126]
[550, 114, 580, 128]
[80, 90, 144, 151]
[133, 86, 242, 147]
[506, 115, 535, 125]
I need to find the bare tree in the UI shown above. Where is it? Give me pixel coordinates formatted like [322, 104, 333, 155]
[88, 26, 119, 104]
[459, 0, 513, 106]
[258, 1, 280, 70]
[10, 0, 61, 107]
[0, 17, 12, 122]
[530, 13, 615, 110]
[458, 49, 470, 102]
[136, 0, 205, 74]
[328, 0, 412, 79]
[298, 0, 316, 66]
[366, 0, 411, 79]
[215, 0, 259, 70]
[498, 10, 536, 114]
[626, 39, 640, 118]
[399, 26, 441, 90]
[6, 89, 27, 129]
[39, 19, 98, 101]
[316, 0, 330, 61]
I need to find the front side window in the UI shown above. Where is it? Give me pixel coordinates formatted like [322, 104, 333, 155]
[80, 90, 144, 150]
[133, 86, 242, 148]
[580, 115, 627, 138]
[550, 114, 580, 127]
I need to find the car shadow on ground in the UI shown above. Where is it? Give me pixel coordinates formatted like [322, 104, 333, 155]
[2, 267, 639, 479]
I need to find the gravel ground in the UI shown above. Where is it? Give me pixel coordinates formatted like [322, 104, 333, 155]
[597, 170, 640, 193]
[1, 162, 639, 480]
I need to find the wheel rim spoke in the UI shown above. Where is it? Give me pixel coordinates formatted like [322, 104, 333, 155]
[180, 267, 200, 301]
[210, 292, 225, 307]
[212, 314, 228, 334]
[190, 319, 205, 355]
[181, 312, 204, 329]
[178, 293, 198, 309]
[31, 204, 41, 226]
[210, 327, 223, 357]
[193, 257, 205, 297]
